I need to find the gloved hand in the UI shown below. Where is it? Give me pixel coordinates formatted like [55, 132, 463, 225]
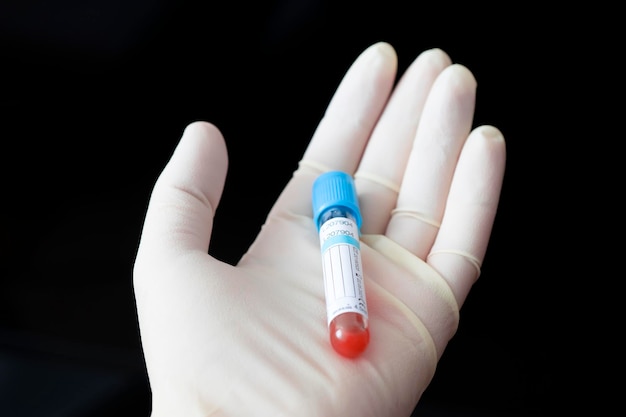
[133, 41, 506, 417]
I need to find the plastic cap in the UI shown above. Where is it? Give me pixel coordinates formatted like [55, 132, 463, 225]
[312, 170, 362, 230]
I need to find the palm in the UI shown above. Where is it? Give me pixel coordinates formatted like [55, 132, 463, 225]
[134, 42, 506, 417]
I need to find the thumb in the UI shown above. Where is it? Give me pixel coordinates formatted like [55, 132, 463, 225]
[135, 121, 228, 264]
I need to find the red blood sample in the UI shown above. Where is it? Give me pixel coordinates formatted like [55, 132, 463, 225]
[330, 312, 370, 358]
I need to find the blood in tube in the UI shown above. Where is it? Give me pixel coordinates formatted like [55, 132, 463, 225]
[312, 171, 369, 358]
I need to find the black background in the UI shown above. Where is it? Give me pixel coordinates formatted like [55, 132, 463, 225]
[0, 1, 606, 416]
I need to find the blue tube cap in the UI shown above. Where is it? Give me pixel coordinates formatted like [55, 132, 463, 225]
[312, 171, 362, 230]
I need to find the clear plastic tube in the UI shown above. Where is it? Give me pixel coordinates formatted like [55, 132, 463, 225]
[312, 171, 369, 358]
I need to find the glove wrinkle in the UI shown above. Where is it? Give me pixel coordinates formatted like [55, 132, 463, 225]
[361, 234, 460, 357]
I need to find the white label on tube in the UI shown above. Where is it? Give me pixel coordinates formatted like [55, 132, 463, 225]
[319, 216, 368, 325]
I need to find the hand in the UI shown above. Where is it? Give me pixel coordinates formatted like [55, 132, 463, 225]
[133, 42, 506, 416]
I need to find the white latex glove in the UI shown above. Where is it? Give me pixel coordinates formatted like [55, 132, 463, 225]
[133, 42, 506, 417]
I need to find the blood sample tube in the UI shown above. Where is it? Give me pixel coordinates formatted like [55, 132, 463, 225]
[312, 171, 369, 358]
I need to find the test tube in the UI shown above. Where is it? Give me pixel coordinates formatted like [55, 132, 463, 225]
[312, 170, 369, 358]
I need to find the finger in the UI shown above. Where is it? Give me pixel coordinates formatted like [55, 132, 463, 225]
[355, 48, 452, 235]
[267, 42, 398, 220]
[386, 64, 477, 259]
[301, 41, 398, 173]
[135, 121, 228, 265]
[427, 125, 506, 305]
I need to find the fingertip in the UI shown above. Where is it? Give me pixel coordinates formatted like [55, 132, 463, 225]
[184, 119, 220, 134]
[182, 120, 226, 148]
[440, 63, 477, 90]
[176, 120, 228, 169]
[474, 124, 505, 142]
[460, 125, 507, 197]
[158, 119, 229, 221]
[369, 41, 397, 59]
[138, 120, 230, 261]
[356, 41, 398, 72]
[471, 125, 507, 161]
[418, 47, 452, 68]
